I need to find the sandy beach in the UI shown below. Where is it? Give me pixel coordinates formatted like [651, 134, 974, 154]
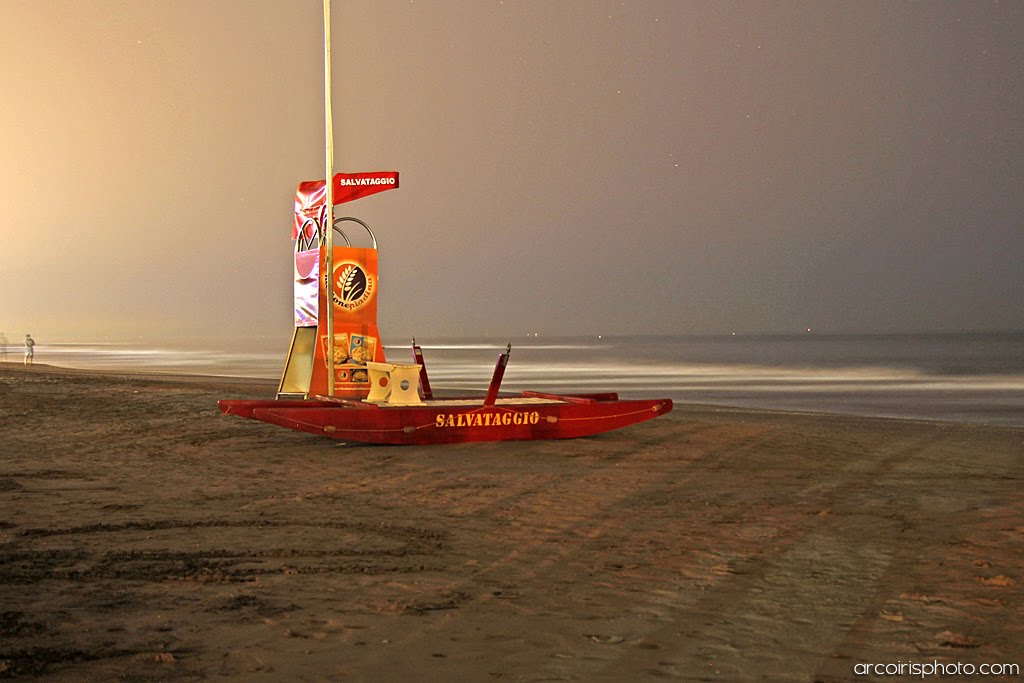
[0, 362, 1021, 681]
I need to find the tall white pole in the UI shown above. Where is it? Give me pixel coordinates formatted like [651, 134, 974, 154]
[323, 0, 336, 396]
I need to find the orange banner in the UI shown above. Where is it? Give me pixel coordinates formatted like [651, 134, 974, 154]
[308, 246, 386, 396]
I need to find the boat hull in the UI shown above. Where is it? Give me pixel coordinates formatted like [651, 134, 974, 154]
[218, 395, 672, 445]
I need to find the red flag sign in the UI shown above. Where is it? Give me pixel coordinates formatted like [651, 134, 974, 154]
[292, 172, 399, 239]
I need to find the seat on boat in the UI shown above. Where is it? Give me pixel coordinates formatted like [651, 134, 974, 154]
[364, 362, 393, 402]
[365, 361, 424, 406]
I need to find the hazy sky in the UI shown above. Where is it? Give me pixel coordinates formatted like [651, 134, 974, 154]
[2, 0, 1022, 342]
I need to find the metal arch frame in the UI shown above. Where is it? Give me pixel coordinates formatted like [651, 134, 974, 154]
[299, 218, 382, 252]
[298, 217, 376, 253]
[297, 219, 320, 252]
[332, 225, 352, 247]
[333, 216, 377, 250]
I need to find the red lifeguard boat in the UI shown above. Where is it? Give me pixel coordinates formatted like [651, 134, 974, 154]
[217, 190, 673, 444]
[217, 1, 671, 444]
[220, 335, 671, 445]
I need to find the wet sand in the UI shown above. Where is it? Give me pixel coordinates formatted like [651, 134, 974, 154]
[0, 363, 1021, 681]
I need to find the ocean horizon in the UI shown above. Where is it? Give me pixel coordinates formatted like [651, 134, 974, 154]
[3, 332, 1022, 427]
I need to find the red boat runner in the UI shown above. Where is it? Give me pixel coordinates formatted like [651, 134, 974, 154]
[218, 395, 672, 445]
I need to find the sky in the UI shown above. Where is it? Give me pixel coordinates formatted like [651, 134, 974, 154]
[1, 0, 1022, 343]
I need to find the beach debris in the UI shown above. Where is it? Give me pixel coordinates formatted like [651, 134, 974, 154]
[979, 575, 1014, 587]
[133, 652, 176, 664]
[935, 631, 979, 648]
[879, 610, 904, 622]
[403, 591, 469, 615]
[585, 634, 625, 644]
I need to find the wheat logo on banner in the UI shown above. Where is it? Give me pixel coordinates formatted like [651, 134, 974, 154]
[329, 262, 374, 310]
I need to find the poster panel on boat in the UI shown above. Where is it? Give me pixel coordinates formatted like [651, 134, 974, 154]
[308, 246, 385, 395]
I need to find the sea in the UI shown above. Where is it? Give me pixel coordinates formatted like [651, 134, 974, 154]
[3, 333, 1022, 427]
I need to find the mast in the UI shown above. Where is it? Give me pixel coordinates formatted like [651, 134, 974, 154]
[323, 0, 336, 396]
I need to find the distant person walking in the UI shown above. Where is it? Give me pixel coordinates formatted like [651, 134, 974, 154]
[0, 331, 8, 363]
[24, 334, 35, 366]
